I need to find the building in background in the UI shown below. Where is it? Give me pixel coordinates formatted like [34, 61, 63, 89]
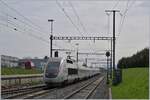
[1, 55, 19, 67]
[19, 58, 48, 70]
[1, 54, 48, 70]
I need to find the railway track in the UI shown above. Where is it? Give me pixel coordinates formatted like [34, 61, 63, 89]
[2, 74, 105, 99]
[22, 88, 57, 99]
[64, 76, 105, 99]
[33, 75, 105, 99]
[1, 84, 47, 99]
[2, 84, 45, 94]
[33, 75, 104, 99]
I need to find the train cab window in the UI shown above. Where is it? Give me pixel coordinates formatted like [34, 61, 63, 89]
[46, 61, 60, 73]
[68, 68, 78, 75]
[66, 59, 73, 64]
[47, 62, 60, 68]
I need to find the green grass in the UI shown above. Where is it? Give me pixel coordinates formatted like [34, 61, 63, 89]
[111, 68, 149, 99]
[1, 67, 43, 75]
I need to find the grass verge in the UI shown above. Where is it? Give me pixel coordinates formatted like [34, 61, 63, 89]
[1, 67, 43, 75]
[111, 68, 149, 99]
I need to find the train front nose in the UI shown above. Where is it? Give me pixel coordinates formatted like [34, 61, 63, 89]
[45, 61, 60, 78]
[45, 70, 58, 78]
[44, 69, 59, 84]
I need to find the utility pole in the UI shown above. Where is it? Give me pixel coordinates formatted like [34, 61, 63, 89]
[110, 38, 113, 79]
[106, 12, 112, 79]
[48, 19, 54, 57]
[75, 43, 79, 62]
[105, 10, 120, 82]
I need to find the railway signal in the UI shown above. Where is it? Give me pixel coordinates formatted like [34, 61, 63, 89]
[106, 51, 110, 84]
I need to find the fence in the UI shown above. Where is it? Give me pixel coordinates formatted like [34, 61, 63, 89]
[1, 74, 43, 88]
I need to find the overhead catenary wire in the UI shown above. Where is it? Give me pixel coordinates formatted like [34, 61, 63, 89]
[0, 19, 62, 49]
[0, 14, 48, 41]
[0, 11, 48, 36]
[0, 16, 75, 53]
[0, 0, 72, 51]
[68, 2, 97, 55]
[55, 0, 84, 36]
[0, 16, 50, 46]
[0, 0, 54, 45]
[67, 1, 98, 54]
[0, 0, 48, 34]
[68, 1, 87, 34]
[117, 0, 130, 35]
[55, 0, 94, 55]
[114, 0, 136, 47]
[0, 22, 49, 44]
[67, 2, 103, 54]
[0, 0, 113, 60]
[117, 0, 136, 38]
[0, 0, 77, 55]
[112, 0, 121, 10]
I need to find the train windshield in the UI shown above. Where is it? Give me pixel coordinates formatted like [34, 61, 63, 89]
[46, 61, 60, 73]
[45, 61, 61, 78]
[47, 62, 60, 68]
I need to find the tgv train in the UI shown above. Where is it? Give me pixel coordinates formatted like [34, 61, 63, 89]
[43, 57, 100, 86]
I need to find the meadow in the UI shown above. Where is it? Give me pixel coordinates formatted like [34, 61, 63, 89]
[111, 68, 149, 99]
[1, 67, 43, 75]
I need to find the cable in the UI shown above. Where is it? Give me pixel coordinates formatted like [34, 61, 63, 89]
[68, 1, 87, 34]
[0, 15, 48, 44]
[0, 17, 72, 51]
[0, 0, 109, 59]
[116, 0, 136, 45]
[0, 11, 48, 36]
[55, 0, 84, 36]
[0, 19, 62, 49]
[0, 0, 48, 34]
[55, 0, 88, 55]
[0, 9, 75, 52]
[117, 0, 130, 35]
[112, 0, 121, 10]
[0, 14, 47, 38]
[0, 0, 99, 58]
[1, 0, 76, 52]
[117, 0, 136, 37]
[67, 1, 97, 54]
[0, 22, 49, 44]
[34, 0, 106, 55]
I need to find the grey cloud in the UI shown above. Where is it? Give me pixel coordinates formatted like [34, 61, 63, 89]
[138, 1, 150, 8]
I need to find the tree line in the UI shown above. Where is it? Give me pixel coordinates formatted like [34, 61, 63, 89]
[117, 48, 149, 68]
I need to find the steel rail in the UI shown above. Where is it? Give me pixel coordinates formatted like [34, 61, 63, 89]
[85, 76, 105, 99]
[2, 84, 46, 95]
[3, 87, 44, 99]
[64, 76, 104, 99]
[23, 88, 57, 99]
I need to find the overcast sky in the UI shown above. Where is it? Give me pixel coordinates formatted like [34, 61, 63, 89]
[0, 0, 149, 66]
